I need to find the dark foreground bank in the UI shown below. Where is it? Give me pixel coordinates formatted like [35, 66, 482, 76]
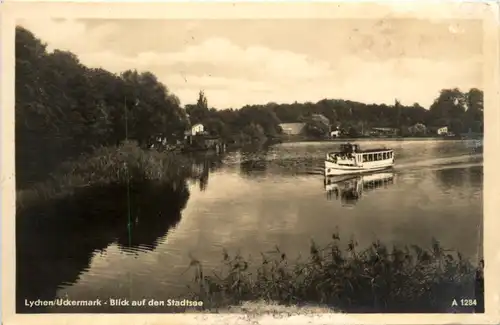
[186, 234, 484, 314]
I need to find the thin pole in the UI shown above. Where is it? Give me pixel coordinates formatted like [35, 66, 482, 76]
[125, 97, 129, 141]
[125, 97, 131, 248]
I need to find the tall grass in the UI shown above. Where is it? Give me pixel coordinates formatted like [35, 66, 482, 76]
[186, 233, 484, 313]
[16, 140, 191, 209]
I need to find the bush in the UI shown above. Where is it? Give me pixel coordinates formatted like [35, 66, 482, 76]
[16, 140, 190, 209]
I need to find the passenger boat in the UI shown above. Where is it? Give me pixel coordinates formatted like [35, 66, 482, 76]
[324, 143, 394, 176]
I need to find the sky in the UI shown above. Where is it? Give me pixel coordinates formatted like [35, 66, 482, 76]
[18, 17, 483, 109]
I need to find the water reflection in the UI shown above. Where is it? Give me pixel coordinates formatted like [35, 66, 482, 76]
[187, 152, 225, 191]
[324, 171, 395, 206]
[434, 165, 483, 189]
[16, 178, 191, 313]
[240, 143, 270, 176]
[239, 143, 321, 177]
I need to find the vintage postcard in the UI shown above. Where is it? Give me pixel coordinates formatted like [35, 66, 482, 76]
[1, 1, 499, 325]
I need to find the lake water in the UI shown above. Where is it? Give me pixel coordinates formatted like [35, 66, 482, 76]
[17, 139, 483, 313]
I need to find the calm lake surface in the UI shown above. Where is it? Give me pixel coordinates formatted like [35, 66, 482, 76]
[17, 139, 483, 313]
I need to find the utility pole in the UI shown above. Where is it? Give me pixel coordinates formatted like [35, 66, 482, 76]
[124, 97, 131, 249]
[124, 97, 128, 141]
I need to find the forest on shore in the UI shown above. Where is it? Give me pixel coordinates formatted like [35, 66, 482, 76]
[16, 25, 484, 188]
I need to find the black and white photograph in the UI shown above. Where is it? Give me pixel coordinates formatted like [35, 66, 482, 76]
[2, 1, 499, 322]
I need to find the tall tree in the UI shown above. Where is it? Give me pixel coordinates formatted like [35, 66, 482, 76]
[186, 90, 209, 125]
[464, 88, 484, 132]
[15, 26, 189, 186]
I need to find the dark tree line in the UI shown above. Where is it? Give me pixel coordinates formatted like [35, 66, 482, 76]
[16, 26, 190, 187]
[15, 26, 484, 187]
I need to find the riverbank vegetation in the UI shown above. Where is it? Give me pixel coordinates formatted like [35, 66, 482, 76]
[16, 140, 193, 209]
[186, 234, 484, 313]
[16, 25, 484, 190]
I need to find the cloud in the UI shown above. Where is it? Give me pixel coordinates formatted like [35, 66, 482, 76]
[151, 40, 480, 107]
[77, 37, 333, 83]
[18, 18, 119, 53]
[158, 38, 333, 81]
[17, 19, 483, 109]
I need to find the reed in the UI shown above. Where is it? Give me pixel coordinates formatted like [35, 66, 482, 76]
[16, 140, 191, 209]
[186, 233, 484, 313]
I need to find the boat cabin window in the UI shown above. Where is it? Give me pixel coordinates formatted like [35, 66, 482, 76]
[383, 152, 387, 159]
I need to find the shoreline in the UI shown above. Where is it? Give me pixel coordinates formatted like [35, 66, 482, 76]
[278, 136, 483, 142]
[276, 136, 484, 145]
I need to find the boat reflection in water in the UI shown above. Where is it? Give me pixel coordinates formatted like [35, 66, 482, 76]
[324, 171, 395, 206]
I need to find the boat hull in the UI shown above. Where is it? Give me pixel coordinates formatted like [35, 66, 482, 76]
[324, 160, 394, 176]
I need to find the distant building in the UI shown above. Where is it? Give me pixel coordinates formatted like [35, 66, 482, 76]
[437, 126, 448, 135]
[310, 114, 331, 126]
[330, 130, 341, 138]
[184, 123, 206, 139]
[371, 127, 398, 136]
[330, 126, 341, 138]
[279, 123, 306, 135]
[190, 123, 205, 136]
[183, 130, 225, 153]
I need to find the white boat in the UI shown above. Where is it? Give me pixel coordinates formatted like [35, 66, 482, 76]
[324, 143, 394, 176]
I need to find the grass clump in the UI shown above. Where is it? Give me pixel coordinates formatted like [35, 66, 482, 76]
[186, 233, 484, 313]
[17, 140, 191, 208]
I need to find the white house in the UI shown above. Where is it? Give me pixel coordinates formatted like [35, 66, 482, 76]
[330, 130, 340, 137]
[437, 126, 448, 135]
[190, 123, 204, 136]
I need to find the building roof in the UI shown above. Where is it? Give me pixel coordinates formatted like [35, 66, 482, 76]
[279, 123, 306, 134]
[372, 127, 398, 131]
[311, 114, 330, 125]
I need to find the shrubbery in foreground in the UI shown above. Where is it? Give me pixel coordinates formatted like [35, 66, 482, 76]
[186, 234, 484, 313]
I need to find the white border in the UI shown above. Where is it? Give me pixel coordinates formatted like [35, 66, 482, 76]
[1, 1, 499, 325]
